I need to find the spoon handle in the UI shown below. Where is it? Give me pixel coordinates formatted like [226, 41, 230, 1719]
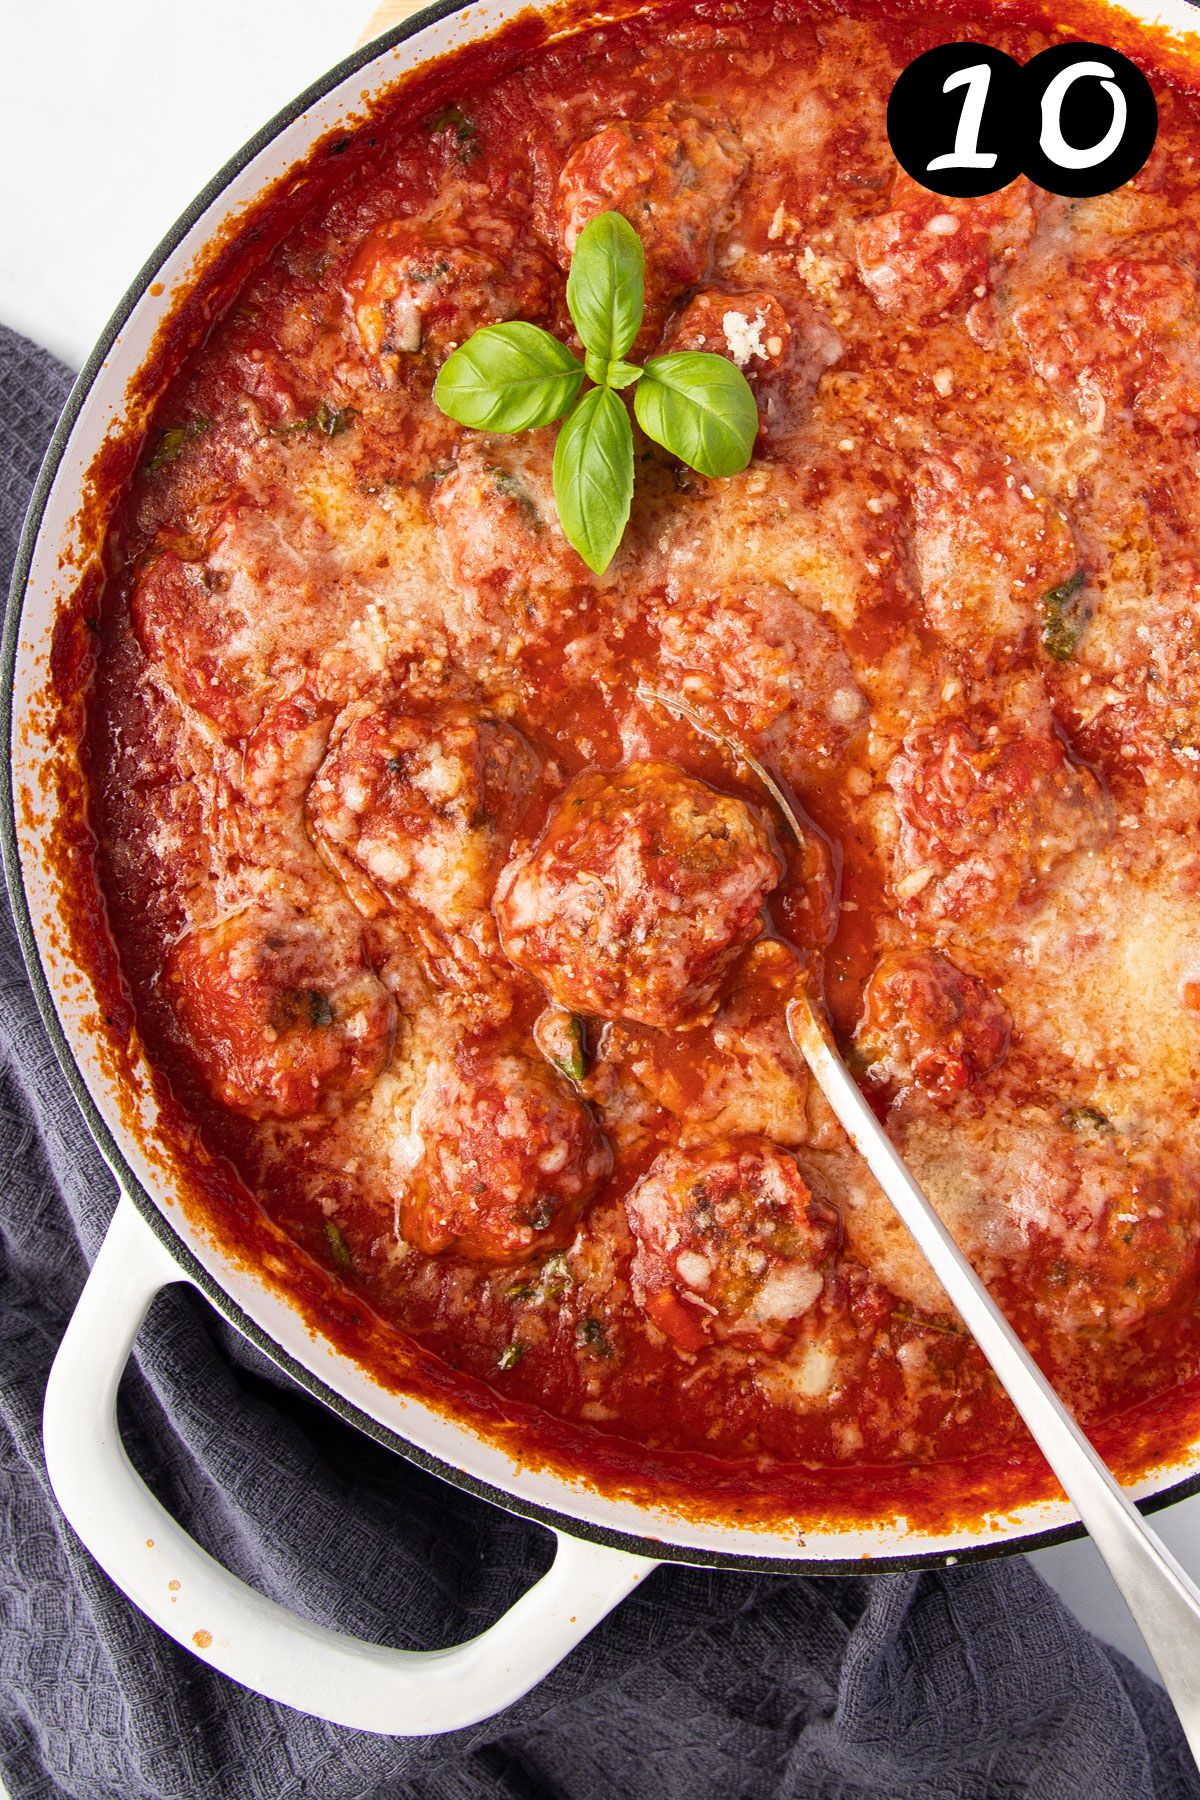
[788, 992, 1200, 1762]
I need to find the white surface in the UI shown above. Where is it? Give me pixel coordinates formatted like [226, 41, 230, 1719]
[0, 0, 373, 368]
[3, 0, 1200, 1699]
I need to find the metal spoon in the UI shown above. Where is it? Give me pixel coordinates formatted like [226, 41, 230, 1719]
[788, 985, 1200, 1768]
[635, 679, 1200, 1750]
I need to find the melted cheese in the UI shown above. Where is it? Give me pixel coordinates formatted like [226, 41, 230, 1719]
[92, 0, 1200, 1472]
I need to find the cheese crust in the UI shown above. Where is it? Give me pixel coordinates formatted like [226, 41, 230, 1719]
[87, 0, 1200, 1477]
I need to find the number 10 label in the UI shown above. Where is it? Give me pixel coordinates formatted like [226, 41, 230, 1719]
[888, 41, 1157, 197]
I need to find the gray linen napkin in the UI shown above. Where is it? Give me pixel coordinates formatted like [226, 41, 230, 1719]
[1, 321, 1195, 1800]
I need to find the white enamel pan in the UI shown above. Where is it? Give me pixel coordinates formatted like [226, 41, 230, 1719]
[7, 0, 1200, 1736]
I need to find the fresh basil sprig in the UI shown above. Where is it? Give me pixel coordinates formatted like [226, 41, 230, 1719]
[433, 211, 758, 572]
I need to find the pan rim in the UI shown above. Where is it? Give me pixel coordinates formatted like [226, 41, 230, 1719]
[6, 0, 1200, 1575]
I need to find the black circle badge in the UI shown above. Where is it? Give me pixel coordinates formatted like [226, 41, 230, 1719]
[888, 44, 1027, 197]
[1021, 42, 1157, 196]
[887, 40, 1158, 199]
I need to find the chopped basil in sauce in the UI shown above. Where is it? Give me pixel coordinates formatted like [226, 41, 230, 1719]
[1040, 570, 1090, 661]
[144, 418, 211, 473]
[324, 1219, 353, 1271]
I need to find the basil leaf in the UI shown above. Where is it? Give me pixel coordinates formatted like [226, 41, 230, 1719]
[323, 1219, 353, 1271]
[634, 351, 759, 477]
[1040, 569, 1089, 662]
[534, 1005, 588, 1081]
[1064, 1103, 1112, 1134]
[427, 103, 475, 144]
[435, 321, 584, 432]
[567, 212, 645, 363]
[270, 401, 354, 440]
[585, 349, 643, 390]
[575, 1316, 613, 1357]
[144, 417, 211, 473]
[553, 386, 634, 574]
[604, 358, 643, 390]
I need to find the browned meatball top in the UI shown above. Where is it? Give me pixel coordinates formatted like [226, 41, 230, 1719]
[344, 205, 557, 372]
[553, 101, 748, 312]
[307, 701, 540, 981]
[854, 948, 1011, 1107]
[400, 1043, 612, 1264]
[625, 1137, 841, 1353]
[493, 760, 782, 1029]
[166, 909, 396, 1120]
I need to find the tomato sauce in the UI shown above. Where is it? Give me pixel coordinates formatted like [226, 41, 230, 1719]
[65, 0, 1200, 1530]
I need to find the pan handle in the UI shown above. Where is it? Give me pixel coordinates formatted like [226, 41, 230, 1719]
[43, 1194, 658, 1733]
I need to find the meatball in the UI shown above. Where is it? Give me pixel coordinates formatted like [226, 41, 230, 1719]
[900, 1108, 1199, 1335]
[400, 1044, 611, 1263]
[656, 584, 868, 780]
[554, 102, 748, 308]
[131, 499, 339, 739]
[230, 344, 304, 429]
[625, 1137, 841, 1352]
[1051, 558, 1200, 799]
[431, 443, 588, 627]
[1014, 1118, 1199, 1333]
[584, 940, 813, 1151]
[131, 536, 263, 740]
[166, 910, 395, 1120]
[307, 701, 540, 976]
[1012, 257, 1200, 433]
[855, 174, 1038, 319]
[344, 207, 556, 373]
[911, 448, 1078, 672]
[494, 761, 782, 1029]
[662, 289, 842, 441]
[888, 718, 1109, 928]
[240, 689, 333, 809]
[854, 949, 1011, 1106]
[665, 288, 791, 370]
